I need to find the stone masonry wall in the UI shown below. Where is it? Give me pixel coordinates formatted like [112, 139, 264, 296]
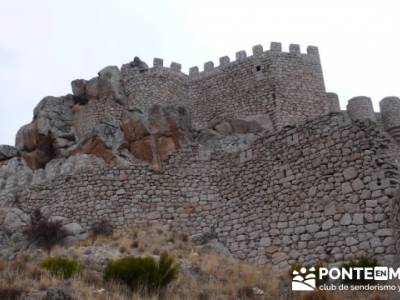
[119, 43, 330, 131]
[121, 63, 189, 113]
[189, 44, 329, 129]
[9, 112, 399, 268]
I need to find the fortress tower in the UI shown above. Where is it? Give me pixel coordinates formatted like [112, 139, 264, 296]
[120, 42, 330, 131]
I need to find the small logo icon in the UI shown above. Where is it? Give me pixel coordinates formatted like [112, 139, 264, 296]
[374, 267, 388, 281]
[292, 267, 316, 291]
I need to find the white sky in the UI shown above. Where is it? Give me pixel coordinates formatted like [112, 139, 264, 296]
[0, 0, 399, 145]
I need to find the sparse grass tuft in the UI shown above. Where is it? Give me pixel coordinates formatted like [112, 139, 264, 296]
[103, 252, 179, 296]
[41, 256, 80, 279]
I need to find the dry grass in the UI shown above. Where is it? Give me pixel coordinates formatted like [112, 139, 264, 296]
[293, 290, 388, 300]
[0, 222, 390, 299]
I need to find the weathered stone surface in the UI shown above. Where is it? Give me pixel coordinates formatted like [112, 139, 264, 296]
[322, 219, 334, 230]
[211, 118, 263, 135]
[346, 237, 358, 246]
[15, 122, 41, 152]
[214, 121, 233, 135]
[260, 237, 271, 247]
[129, 56, 148, 70]
[343, 166, 358, 180]
[121, 112, 149, 143]
[203, 239, 233, 259]
[45, 287, 74, 300]
[340, 214, 352, 226]
[375, 229, 392, 237]
[79, 245, 121, 272]
[15, 96, 77, 169]
[272, 252, 288, 264]
[0, 207, 30, 234]
[129, 137, 153, 162]
[73, 137, 114, 163]
[85, 77, 99, 99]
[71, 79, 88, 102]
[22, 145, 55, 170]
[353, 213, 364, 225]
[97, 66, 127, 106]
[0, 145, 18, 161]
[21, 291, 47, 300]
[62, 222, 84, 236]
[120, 105, 190, 169]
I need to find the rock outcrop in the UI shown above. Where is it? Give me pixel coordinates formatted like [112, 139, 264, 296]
[0, 207, 88, 259]
[4, 59, 197, 172]
[0, 145, 18, 161]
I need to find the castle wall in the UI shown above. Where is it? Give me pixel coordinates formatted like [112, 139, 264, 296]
[215, 115, 397, 267]
[10, 113, 398, 268]
[73, 96, 125, 138]
[118, 43, 330, 131]
[188, 52, 276, 128]
[121, 63, 189, 113]
[270, 45, 329, 128]
[188, 44, 329, 129]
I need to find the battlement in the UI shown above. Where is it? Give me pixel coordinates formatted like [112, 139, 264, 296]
[120, 42, 321, 80]
[187, 42, 321, 78]
[116, 41, 327, 130]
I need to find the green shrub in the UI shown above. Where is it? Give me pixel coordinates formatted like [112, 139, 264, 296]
[41, 257, 80, 279]
[103, 252, 179, 295]
[341, 256, 378, 285]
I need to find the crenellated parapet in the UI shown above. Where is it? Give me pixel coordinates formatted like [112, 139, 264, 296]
[187, 42, 321, 79]
[121, 57, 188, 79]
[326, 92, 341, 113]
[347, 96, 376, 122]
[341, 96, 400, 144]
[380, 96, 400, 142]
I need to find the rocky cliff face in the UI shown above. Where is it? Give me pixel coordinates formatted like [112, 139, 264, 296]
[1, 61, 197, 174]
[0, 58, 266, 206]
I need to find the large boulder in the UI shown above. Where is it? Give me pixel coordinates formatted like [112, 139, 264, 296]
[71, 117, 124, 164]
[15, 121, 55, 169]
[79, 245, 121, 271]
[120, 105, 192, 170]
[15, 96, 77, 169]
[62, 222, 88, 245]
[0, 207, 30, 234]
[98, 66, 127, 106]
[33, 96, 75, 138]
[71, 66, 127, 106]
[121, 111, 149, 143]
[15, 122, 41, 152]
[0, 145, 18, 161]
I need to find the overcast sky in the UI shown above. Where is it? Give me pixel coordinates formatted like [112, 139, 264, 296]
[0, 0, 399, 145]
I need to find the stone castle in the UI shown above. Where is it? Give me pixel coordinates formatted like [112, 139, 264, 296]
[1, 42, 400, 268]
